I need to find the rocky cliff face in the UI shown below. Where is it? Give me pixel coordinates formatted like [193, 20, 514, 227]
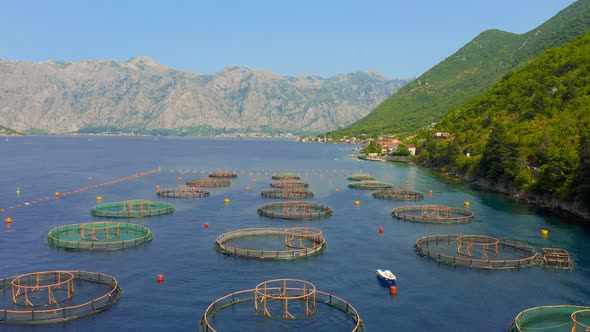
[0, 57, 408, 135]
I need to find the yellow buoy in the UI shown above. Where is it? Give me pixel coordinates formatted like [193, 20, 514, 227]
[224, 198, 230, 204]
[96, 196, 103, 201]
[464, 201, 470, 207]
[354, 200, 360, 205]
[541, 229, 549, 236]
[5, 217, 12, 223]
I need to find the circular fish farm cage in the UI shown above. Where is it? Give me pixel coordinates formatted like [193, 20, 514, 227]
[214, 227, 326, 260]
[392, 204, 474, 223]
[271, 173, 300, 180]
[414, 234, 541, 269]
[90, 200, 175, 218]
[347, 173, 375, 181]
[261, 188, 315, 199]
[348, 180, 393, 190]
[186, 178, 231, 187]
[209, 170, 238, 178]
[199, 278, 365, 332]
[46, 222, 153, 250]
[511, 305, 590, 331]
[257, 201, 333, 220]
[270, 180, 310, 189]
[373, 188, 424, 201]
[0, 270, 122, 325]
[157, 185, 210, 198]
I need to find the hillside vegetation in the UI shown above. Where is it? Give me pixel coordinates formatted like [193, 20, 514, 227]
[418, 33, 590, 213]
[328, 0, 590, 138]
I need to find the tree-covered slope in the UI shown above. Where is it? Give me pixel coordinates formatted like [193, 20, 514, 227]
[419, 32, 590, 212]
[328, 0, 590, 138]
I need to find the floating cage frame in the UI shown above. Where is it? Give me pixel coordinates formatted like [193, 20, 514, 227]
[261, 188, 314, 199]
[257, 201, 333, 220]
[511, 305, 590, 332]
[186, 178, 231, 187]
[47, 221, 153, 250]
[199, 278, 365, 332]
[392, 204, 475, 223]
[157, 185, 210, 198]
[0, 270, 122, 325]
[373, 188, 424, 201]
[541, 248, 574, 270]
[270, 180, 309, 189]
[209, 170, 238, 178]
[271, 173, 300, 180]
[91, 200, 174, 218]
[347, 180, 393, 190]
[214, 227, 326, 260]
[414, 234, 541, 269]
[347, 173, 375, 181]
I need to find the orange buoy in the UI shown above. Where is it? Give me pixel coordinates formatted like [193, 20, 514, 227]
[429, 190, 433, 195]
[204, 222, 209, 229]
[328, 179, 332, 184]
[464, 201, 470, 207]
[379, 227, 384, 233]
[335, 188, 340, 192]
[389, 286, 397, 294]
[405, 181, 410, 185]
[245, 187, 250, 191]
[177, 177, 182, 182]
[252, 179, 257, 183]
[54, 192, 60, 197]
[540, 229, 549, 236]
[156, 185, 161, 190]
[5, 217, 12, 224]
[156, 274, 164, 283]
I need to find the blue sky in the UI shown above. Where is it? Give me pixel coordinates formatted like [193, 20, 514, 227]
[0, 0, 576, 78]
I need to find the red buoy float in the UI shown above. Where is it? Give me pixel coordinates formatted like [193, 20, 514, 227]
[204, 222, 209, 228]
[379, 227, 384, 233]
[157, 274, 164, 283]
[389, 285, 397, 294]
[54, 192, 60, 197]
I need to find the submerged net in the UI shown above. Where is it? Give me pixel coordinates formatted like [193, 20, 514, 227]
[392, 205, 474, 223]
[90, 200, 174, 218]
[257, 201, 333, 220]
[261, 189, 314, 199]
[373, 188, 424, 201]
[47, 222, 153, 250]
[271, 173, 300, 180]
[0, 271, 122, 325]
[186, 178, 231, 187]
[348, 180, 393, 190]
[512, 305, 590, 331]
[157, 186, 210, 198]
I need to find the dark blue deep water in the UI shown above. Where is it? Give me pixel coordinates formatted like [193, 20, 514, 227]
[0, 136, 589, 331]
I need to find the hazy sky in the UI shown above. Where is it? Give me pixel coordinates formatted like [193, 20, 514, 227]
[0, 0, 576, 78]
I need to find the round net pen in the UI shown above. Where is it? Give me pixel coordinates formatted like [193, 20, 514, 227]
[348, 180, 393, 190]
[47, 222, 153, 250]
[90, 200, 174, 218]
[214, 227, 326, 260]
[209, 170, 238, 178]
[373, 188, 424, 201]
[414, 234, 541, 269]
[186, 178, 231, 187]
[347, 173, 375, 181]
[261, 188, 314, 199]
[257, 201, 333, 220]
[271, 173, 300, 180]
[392, 204, 474, 223]
[157, 185, 210, 198]
[199, 278, 365, 332]
[0, 270, 122, 325]
[270, 180, 309, 189]
[511, 305, 590, 332]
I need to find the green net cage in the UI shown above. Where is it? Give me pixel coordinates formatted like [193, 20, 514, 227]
[47, 221, 153, 250]
[511, 305, 590, 331]
[0, 270, 122, 325]
[271, 173, 301, 180]
[347, 173, 375, 181]
[157, 186, 210, 198]
[270, 180, 310, 189]
[347, 180, 393, 190]
[257, 201, 333, 220]
[373, 188, 424, 201]
[186, 178, 231, 187]
[261, 189, 315, 199]
[209, 170, 238, 178]
[90, 200, 175, 218]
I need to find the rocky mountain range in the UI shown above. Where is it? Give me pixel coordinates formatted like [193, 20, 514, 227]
[0, 56, 409, 135]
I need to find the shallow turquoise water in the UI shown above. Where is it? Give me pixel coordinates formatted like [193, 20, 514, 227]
[0, 136, 589, 331]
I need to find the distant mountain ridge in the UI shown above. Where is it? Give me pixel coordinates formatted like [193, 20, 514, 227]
[0, 57, 409, 135]
[329, 0, 590, 137]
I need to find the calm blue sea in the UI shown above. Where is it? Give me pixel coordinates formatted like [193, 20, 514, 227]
[0, 136, 589, 332]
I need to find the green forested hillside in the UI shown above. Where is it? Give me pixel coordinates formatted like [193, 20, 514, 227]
[0, 125, 18, 135]
[328, 0, 590, 138]
[418, 33, 590, 211]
